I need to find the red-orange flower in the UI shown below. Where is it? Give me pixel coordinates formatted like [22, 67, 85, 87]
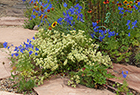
[47, 9, 50, 12]
[41, 9, 44, 12]
[51, 7, 54, 11]
[40, 6, 43, 9]
[96, 20, 101, 24]
[87, 9, 92, 13]
[130, 6, 134, 9]
[36, 7, 39, 11]
[117, 3, 122, 6]
[44, 15, 47, 19]
[48, 27, 52, 30]
[103, 0, 109, 4]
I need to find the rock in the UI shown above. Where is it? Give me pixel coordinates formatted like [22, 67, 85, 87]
[0, 17, 27, 26]
[34, 77, 115, 95]
[107, 63, 140, 93]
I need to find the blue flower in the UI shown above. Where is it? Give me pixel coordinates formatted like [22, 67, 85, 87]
[119, 11, 124, 14]
[20, 48, 24, 53]
[138, 2, 140, 6]
[93, 26, 99, 32]
[8, 46, 10, 49]
[122, 71, 128, 78]
[3, 42, 7, 48]
[29, 51, 33, 55]
[15, 53, 19, 57]
[32, 37, 35, 40]
[35, 47, 39, 51]
[63, 3, 67, 7]
[31, 15, 36, 19]
[35, 52, 38, 56]
[128, 33, 130, 37]
[118, 7, 124, 10]
[14, 47, 18, 51]
[132, 20, 137, 26]
[126, 20, 131, 26]
[133, 5, 138, 10]
[91, 33, 95, 38]
[92, 22, 97, 27]
[128, 26, 130, 30]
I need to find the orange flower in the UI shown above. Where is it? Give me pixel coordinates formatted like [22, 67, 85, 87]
[39, 14, 43, 19]
[51, 7, 54, 11]
[96, 20, 101, 24]
[44, 15, 47, 19]
[31, 1, 33, 4]
[41, 9, 44, 12]
[87, 9, 92, 13]
[34, 5, 37, 8]
[47, 9, 50, 12]
[36, 7, 39, 11]
[40, 6, 43, 9]
[48, 27, 52, 30]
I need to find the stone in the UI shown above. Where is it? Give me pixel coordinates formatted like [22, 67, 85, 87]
[107, 63, 140, 93]
[34, 77, 115, 95]
[0, 17, 27, 26]
[0, 27, 38, 46]
[0, 91, 22, 95]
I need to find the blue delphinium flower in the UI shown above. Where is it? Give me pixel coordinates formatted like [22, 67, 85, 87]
[128, 26, 131, 30]
[118, 7, 124, 10]
[138, 2, 140, 6]
[92, 22, 97, 27]
[3, 42, 7, 48]
[32, 37, 35, 40]
[63, 3, 67, 7]
[12, 53, 19, 57]
[29, 51, 33, 55]
[35, 47, 39, 51]
[133, 5, 138, 10]
[119, 11, 124, 14]
[122, 71, 128, 78]
[35, 52, 38, 56]
[126, 20, 131, 26]
[128, 33, 130, 37]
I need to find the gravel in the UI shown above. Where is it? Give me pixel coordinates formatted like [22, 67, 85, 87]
[0, 77, 38, 95]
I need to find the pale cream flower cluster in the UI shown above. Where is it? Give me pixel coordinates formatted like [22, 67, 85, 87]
[29, 29, 113, 85]
[67, 75, 80, 88]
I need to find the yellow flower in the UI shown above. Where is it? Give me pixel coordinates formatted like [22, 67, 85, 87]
[129, 1, 133, 4]
[51, 21, 57, 28]
[123, 0, 128, 5]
